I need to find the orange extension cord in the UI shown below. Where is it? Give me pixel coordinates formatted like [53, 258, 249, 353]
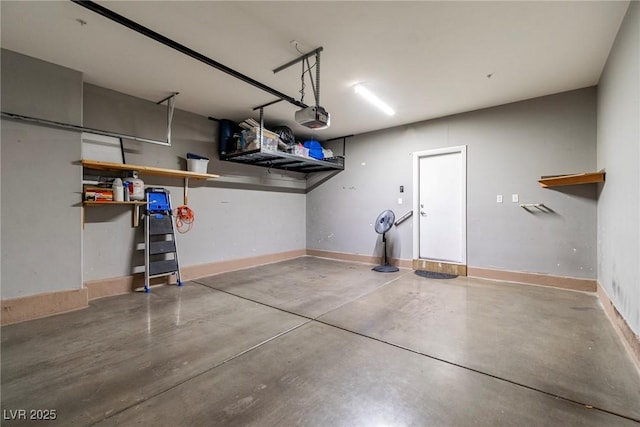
[174, 205, 195, 233]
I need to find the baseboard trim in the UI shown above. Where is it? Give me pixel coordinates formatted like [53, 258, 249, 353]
[84, 275, 170, 300]
[183, 249, 307, 282]
[3, 254, 604, 328]
[413, 259, 467, 276]
[467, 267, 596, 292]
[597, 282, 640, 371]
[85, 275, 135, 300]
[306, 249, 413, 269]
[1, 288, 88, 326]
[84, 249, 307, 300]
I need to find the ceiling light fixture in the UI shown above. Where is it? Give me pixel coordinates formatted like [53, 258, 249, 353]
[354, 84, 395, 116]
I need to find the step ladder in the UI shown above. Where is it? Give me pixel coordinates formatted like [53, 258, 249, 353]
[144, 188, 183, 292]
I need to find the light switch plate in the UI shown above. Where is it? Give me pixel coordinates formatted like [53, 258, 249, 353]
[497, 195, 503, 203]
[512, 194, 519, 203]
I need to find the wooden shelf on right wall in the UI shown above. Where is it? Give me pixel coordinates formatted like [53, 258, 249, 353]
[538, 171, 605, 188]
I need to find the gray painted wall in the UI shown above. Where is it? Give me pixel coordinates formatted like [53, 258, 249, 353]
[83, 84, 309, 192]
[597, 2, 640, 335]
[0, 50, 83, 126]
[82, 85, 306, 282]
[1, 50, 83, 299]
[1, 50, 306, 296]
[308, 88, 598, 280]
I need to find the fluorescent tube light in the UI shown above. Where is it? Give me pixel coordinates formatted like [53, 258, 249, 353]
[354, 84, 395, 116]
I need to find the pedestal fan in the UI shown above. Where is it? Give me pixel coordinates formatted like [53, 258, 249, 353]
[373, 210, 399, 273]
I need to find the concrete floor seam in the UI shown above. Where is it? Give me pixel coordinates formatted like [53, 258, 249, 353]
[191, 270, 410, 323]
[191, 280, 318, 321]
[4, 258, 638, 425]
[89, 320, 312, 426]
[190, 279, 640, 424]
[314, 270, 414, 317]
[311, 318, 640, 424]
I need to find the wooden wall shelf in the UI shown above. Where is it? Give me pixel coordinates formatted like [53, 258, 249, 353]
[81, 201, 147, 228]
[81, 160, 219, 228]
[81, 160, 219, 179]
[83, 201, 147, 206]
[539, 171, 605, 188]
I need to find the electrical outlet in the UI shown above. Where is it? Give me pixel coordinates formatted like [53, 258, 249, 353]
[497, 195, 503, 203]
[512, 194, 519, 203]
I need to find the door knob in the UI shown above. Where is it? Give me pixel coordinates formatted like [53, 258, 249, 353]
[420, 211, 427, 216]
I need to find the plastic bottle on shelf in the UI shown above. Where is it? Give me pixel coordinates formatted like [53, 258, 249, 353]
[129, 172, 145, 201]
[123, 182, 130, 201]
[112, 178, 124, 202]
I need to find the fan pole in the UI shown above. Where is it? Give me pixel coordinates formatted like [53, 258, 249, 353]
[383, 233, 388, 265]
[373, 231, 399, 273]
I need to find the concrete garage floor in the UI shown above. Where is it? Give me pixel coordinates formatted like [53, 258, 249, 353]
[2, 257, 639, 426]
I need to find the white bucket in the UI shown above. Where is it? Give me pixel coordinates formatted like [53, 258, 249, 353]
[187, 158, 209, 173]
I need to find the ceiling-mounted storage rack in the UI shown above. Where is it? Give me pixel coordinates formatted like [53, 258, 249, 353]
[221, 147, 344, 173]
[216, 101, 345, 174]
[73, 2, 344, 177]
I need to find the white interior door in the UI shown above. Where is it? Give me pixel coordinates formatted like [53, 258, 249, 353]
[413, 146, 466, 264]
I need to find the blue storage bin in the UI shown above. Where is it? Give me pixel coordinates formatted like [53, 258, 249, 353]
[304, 140, 324, 160]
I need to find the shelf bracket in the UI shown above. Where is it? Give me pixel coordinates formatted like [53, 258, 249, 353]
[133, 205, 140, 227]
[157, 92, 178, 146]
[183, 177, 190, 205]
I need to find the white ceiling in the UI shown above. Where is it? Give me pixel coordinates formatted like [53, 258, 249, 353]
[0, 1, 630, 140]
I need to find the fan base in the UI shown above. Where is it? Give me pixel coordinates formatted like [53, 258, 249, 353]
[372, 265, 400, 273]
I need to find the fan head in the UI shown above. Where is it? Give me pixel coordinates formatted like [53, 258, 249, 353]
[374, 210, 395, 234]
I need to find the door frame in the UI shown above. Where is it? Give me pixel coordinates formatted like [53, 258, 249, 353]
[412, 145, 467, 264]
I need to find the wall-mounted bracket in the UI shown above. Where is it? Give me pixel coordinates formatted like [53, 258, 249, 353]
[184, 177, 189, 205]
[2, 92, 179, 147]
[2, 111, 173, 147]
[156, 92, 178, 146]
